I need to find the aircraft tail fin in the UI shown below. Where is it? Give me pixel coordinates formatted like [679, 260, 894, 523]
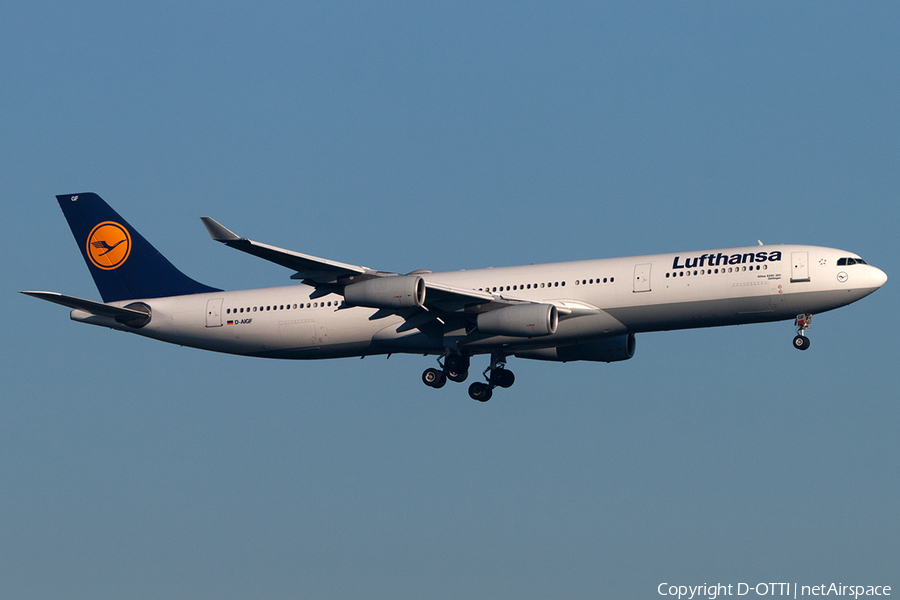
[56, 193, 220, 302]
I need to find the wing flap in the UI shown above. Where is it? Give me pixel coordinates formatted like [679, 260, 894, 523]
[421, 282, 599, 318]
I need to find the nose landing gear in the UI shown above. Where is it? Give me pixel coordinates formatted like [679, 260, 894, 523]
[793, 313, 812, 351]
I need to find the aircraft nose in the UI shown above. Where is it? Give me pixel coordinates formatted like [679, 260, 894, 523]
[872, 266, 888, 288]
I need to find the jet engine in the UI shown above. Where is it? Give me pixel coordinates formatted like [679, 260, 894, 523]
[343, 275, 425, 309]
[477, 304, 558, 337]
[515, 333, 636, 362]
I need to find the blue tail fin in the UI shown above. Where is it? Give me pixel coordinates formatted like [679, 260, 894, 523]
[57, 193, 221, 302]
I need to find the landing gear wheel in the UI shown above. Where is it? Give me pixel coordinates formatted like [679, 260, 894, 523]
[468, 382, 493, 402]
[445, 354, 470, 373]
[422, 368, 447, 388]
[793, 335, 810, 351]
[490, 368, 515, 389]
[447, 370, 468, 383]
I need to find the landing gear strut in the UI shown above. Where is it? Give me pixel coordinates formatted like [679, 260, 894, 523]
[793, 313, 812, 351]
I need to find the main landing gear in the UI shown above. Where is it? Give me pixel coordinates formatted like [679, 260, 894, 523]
[793, 313, 812, 351]
[421, 352, 515, 402]
[422, 353, 470, 390]
[468, 354, 515, 402]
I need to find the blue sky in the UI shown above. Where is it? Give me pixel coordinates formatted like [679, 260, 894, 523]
[3, 2, 898, 599]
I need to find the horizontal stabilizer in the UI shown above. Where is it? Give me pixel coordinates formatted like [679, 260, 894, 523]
[20, 291, 150, 320]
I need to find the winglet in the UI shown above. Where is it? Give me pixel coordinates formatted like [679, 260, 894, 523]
[201, 217, 242, 242]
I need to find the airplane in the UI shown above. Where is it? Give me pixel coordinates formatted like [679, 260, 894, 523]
[23, 193, 887, 401]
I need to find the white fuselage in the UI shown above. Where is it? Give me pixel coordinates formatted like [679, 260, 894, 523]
[71, 244, 887, 360]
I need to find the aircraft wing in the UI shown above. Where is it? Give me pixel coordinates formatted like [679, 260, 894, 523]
[200, 217, 598, 318]
[203, 218, 524, 307]
[201, 217, 381, 285]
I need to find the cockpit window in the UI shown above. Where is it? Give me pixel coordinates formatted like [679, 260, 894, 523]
[838, 257, 868, 266]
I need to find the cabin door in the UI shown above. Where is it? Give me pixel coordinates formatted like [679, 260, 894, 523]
[791, 252, 810, 283]
[205, 298, 224, 327]
[633, 263, 652, 292]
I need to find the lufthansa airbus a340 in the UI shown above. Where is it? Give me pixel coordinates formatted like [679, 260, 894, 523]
[23, 193, 887, 401]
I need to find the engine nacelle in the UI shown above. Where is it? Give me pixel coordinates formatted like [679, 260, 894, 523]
[515, 333, 636, 362]
[343, 275, 425, 309]
[477, 304, 558, 337]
